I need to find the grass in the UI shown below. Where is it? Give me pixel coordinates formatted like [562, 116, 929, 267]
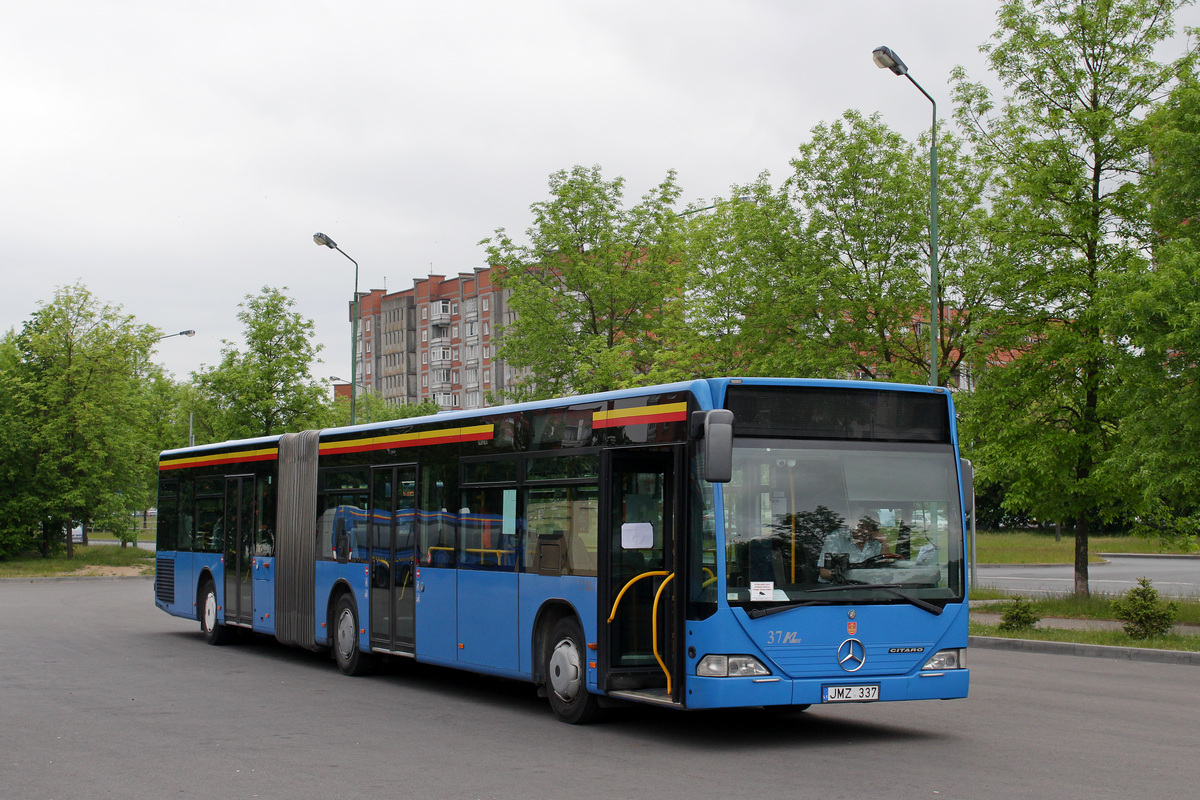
[0, 544, 156, 578]
[972, 589, 1200, 625]
[974, 530, 1195, 564]
[970, 622, 1200, 652]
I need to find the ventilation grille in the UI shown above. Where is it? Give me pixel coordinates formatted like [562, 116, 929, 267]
[155, 557, 175, 604]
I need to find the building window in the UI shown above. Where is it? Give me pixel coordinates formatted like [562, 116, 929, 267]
[482, 297, 489, 312]
[483, 369, 490, 384]
[422, 306, 428, 320]
[483, 321, 490, 335]
[422, 375, 428, 387]
[422, 330, 428, 342]
[365, 319, 371, 332]
[422, 353, 428, 365]
[483, 346, 491, 359]
[451, 324, 459, 339]
[465, 321, 477, 337]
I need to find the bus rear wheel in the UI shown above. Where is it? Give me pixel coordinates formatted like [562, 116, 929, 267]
[545, 617, 600, 724]
[333, 594, 375, 676]
[198, 580, 233, 645]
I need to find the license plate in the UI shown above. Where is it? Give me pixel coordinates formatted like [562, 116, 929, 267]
[822, 684, 880, 703]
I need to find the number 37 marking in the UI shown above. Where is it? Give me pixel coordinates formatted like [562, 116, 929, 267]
[766, 630, 801, 644]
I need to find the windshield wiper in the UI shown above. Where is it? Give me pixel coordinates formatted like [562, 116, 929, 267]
[805, 583, 944, 616]
[746, 601, 822, 619]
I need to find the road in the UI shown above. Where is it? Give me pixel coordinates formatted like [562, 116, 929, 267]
[975, 554, 1200, 598]
[2, 578, 1198, 800]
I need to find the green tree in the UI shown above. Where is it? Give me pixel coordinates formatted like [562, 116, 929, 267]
[1119, 72, 1200, 547]
[647, 177, 801, 381]
[481, 165, 686, 400]
[952, 0, 1196, 594]
[192, 287, 327, 441]
[0, 284, 159, 558]
[774, 111, 996, 385]
[322, 391, 442, 427]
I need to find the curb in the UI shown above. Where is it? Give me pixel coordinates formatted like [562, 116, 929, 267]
[1096, 552, 1200, 560]
[970, 635, 1200, 666]
[0, 575, 155, 583]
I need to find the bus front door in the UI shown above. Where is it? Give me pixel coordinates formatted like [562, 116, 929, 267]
[223, 476, 254, 627]
[600, 448, 682, 702]
[369, 465, 417, 653]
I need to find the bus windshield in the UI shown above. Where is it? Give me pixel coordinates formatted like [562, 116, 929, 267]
[723, 439, 964, 608]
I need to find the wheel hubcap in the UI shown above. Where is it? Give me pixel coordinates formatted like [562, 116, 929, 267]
[204, 592, 216, 631]
[548, 637, 582, 702]
[337, 609, 355, 658]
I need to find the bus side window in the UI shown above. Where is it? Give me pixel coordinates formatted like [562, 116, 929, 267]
[524, 485, 598, 577]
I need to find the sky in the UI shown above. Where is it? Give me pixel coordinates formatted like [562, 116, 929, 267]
[3, 1, 1190, 384]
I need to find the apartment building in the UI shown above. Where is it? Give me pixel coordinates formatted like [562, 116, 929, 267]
[346, 267, 520, 412]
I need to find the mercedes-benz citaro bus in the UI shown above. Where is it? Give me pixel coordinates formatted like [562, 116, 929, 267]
[154, 377, 970, 723]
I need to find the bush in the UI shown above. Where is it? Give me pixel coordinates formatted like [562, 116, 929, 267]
[1111, 577, 1179, 639]
[998, 596, 1041, 631]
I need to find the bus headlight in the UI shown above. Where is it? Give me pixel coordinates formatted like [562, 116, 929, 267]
[922, 648, 966, 670]
[696, 654, 771, 677]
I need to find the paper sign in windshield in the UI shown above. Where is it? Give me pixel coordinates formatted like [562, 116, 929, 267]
[621, 522, 653, 549]
[750, 581, 774, 601]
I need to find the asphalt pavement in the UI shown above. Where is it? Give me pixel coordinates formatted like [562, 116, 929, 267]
[974, 553, 1200, 598]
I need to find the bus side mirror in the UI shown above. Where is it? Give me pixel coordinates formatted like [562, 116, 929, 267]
[960, 458, 974, 517]
[692, 409, 734, 483]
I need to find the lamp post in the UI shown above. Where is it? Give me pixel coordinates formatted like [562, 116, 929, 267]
[314, 232, 360, 424]
[154, 329, 196, 343]
[152, 329, 197, 445]
[873, 45, 939, 388]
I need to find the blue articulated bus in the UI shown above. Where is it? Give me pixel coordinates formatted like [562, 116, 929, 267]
[154, 377, 971, 723]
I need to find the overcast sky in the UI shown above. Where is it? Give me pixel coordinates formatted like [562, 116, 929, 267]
[4, 1, 1191, 384]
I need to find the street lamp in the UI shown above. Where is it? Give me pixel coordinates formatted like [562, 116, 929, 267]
[154, 329, 196, 343]
[873, 45, 940, 387]
[314, 232, 360, 424]
[152, 329, 197, 445]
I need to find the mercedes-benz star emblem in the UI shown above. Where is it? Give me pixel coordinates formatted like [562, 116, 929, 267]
[837, 638, 867, 672]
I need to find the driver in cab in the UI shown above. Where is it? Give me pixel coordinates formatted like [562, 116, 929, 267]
[818, 515, 898, 581]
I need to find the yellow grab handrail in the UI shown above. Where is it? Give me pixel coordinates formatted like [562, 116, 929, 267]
[607, 570, 669, 623]
[652, 573, 676, 695]
[606, 569, 677, 698]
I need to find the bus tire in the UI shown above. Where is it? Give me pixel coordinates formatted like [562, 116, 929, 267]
[333, 594, 375, 676]
[198, 579, 233, 646]
[545, 617, 601, 724]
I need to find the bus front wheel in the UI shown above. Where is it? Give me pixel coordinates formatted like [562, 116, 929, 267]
[545, 617, 600, 724]
[333, 594, 375, 676]
[198, 580, 233, 646]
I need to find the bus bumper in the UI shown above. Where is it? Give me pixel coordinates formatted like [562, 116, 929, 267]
[682, 668, 969, 709]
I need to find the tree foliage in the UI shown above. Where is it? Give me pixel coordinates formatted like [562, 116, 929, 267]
[774, 111, 996, 384]
[0, 284, 159, 558]
[191, 287, 328, 441]
[1119, 70, 1200, 545]
[952, 0, 1196, 594]
[481, 165, 686, 400]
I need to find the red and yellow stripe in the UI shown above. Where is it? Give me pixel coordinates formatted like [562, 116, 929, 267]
[319, 423, 494, 456]
[592, 402, 688, 430]
[159, 446, 279, 471]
